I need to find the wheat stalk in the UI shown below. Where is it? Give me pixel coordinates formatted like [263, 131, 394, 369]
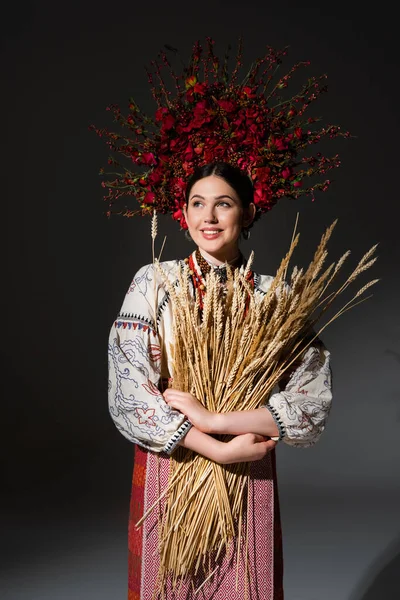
[141, 219, 379, 593]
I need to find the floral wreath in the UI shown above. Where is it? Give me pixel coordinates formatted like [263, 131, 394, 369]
[91, 37, 350, 229]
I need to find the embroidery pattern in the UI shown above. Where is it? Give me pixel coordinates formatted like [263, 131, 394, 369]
[264, 405, 286, 440]
[157, 292, 171, 325]
[163, 421, 193, 455]
[268, 343, 332, 447]
[108, 326, 183, 448]
[116, 313, 156, 335]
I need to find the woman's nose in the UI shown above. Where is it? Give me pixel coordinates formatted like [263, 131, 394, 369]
[203, 206, 217, 223]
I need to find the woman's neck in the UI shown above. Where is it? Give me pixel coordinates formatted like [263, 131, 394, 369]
[197, 247, 241, 267]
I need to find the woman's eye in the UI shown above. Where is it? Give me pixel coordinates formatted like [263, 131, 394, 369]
[190, 200, 231, 208]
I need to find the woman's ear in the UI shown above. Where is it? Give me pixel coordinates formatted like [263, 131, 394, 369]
[243, 202, 256, 228]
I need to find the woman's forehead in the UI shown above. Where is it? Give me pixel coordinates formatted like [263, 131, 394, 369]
[189, 175, 239, 200]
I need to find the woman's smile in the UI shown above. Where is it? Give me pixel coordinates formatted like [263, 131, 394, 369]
[200, 228, 223, 240]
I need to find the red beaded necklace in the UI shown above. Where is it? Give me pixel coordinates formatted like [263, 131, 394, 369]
[185, 249, 254, 310]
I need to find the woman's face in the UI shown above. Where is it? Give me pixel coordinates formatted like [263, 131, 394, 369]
[183, 175, 255, 265]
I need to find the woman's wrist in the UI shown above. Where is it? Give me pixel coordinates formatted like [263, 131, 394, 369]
[210, 412, 226, 435]
[178, 426, 227, 463]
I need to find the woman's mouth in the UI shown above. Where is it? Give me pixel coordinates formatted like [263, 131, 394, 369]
[200, 229, 222, 240]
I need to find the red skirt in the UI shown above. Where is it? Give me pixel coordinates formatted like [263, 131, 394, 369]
[128, 447, 284, 600]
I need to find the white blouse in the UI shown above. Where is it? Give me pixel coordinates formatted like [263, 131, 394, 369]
[108, 255, 333, 454]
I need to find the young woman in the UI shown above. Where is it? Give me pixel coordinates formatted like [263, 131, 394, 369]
[108, 162, 332, 600]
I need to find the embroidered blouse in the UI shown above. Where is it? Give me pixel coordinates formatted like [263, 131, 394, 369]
[108, 254, 333, 454]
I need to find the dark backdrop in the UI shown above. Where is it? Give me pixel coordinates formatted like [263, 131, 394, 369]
[2, 1, 400, 599]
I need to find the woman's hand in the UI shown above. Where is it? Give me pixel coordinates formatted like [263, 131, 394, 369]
[220, 433, 277, 464]
[163, 389, 216, 433]
[178, 428, 277, 465]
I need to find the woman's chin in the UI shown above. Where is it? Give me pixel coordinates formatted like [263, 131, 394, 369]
[196, 239, 225, 255]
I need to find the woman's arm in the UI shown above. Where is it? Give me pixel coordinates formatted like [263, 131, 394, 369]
[266, 340, 333, 447]
[108, 264, 190, 453]
[163, 390, 279, 438]
[212, 408, 279, 437]
[178, 426, 277, 464]
[163, 389, 279, 437]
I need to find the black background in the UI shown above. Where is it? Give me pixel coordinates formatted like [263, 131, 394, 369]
[2, 1, 400, 598]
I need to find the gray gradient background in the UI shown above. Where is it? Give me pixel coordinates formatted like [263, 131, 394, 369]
[2, 1, 399, 598]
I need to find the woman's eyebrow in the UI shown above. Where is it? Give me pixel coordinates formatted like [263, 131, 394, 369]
[190, 194, 235, 201]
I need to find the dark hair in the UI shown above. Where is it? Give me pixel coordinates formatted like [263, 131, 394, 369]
[185, 162, 254, 209]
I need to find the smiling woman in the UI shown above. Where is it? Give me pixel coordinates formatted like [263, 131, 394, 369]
[183, 162, 256, 264]
[107, 161, 333, 600]
[97, 32, 347, 600]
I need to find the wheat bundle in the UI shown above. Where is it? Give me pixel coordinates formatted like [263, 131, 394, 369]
[137, 219, 378, 590]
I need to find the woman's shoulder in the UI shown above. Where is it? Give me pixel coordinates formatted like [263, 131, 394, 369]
[132, 258, 182, 283]
[119, 259, 182, 318]
[127, 258, 184, 296]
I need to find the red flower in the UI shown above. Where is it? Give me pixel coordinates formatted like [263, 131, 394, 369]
[184, 143, 194, 160]
[173, 177, 186, 191]
[143, 191, 156, 204]
[255, 166, 271, 183]
[194, 99, 208, 115]
[172, 206, 188, 229]
[185, 77, 208, 102]
[275, 137, 288, 151]
[162, 113, 175, 131]
[155, 107, 168, 121]
[232, 113, 245, 128]
[268, 135, 287, 151]
[281, 167, 292, 179]
[237, 157, 250, 171]
[141, 152, 157, 166]
[245, 107, 260, 119]
[181, 161, 194, 175]
[178, 101, 212, 131]
[173, 207, 183, 221]
[191, 100, 213, 128]
[169, 137, 186, 152]
[217, 99, 237, 113]
[194, 82, 207, 95]
[148, 169, 163, 185]
[293, 180, 302, 188]
[294, 127, 303, 139]
[253, 180, 273, 208]
[242, 86, 257, 98]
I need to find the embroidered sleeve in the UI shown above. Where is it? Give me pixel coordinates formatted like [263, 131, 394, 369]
[262, 404, 286, 441]
[108, 264, 188, 453]
[265, 338, 333, 448]
[163, 420, 193, 455]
